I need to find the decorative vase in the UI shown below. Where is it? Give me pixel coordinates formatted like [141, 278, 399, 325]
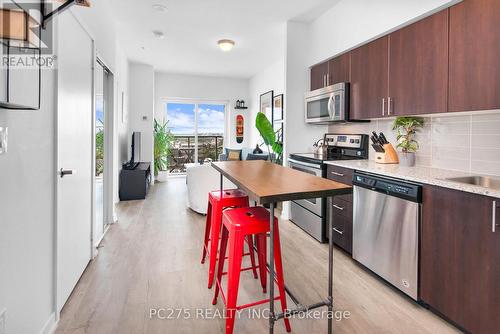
[399, 152, 416, 167]
[156, 170, 169, 182]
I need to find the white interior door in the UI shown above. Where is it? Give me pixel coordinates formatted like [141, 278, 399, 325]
[56, 12, 93, 312]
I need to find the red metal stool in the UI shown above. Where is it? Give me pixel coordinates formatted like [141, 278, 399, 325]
[201, 189, 258, 288]
[212, 206, 292, 334]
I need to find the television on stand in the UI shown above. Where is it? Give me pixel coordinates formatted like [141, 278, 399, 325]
[123, 132, 141, 170]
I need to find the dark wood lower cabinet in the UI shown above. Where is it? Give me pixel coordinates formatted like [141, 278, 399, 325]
[330, 196, 353, 254]
[327, 165, 354, 254]
[421, 186, 500, 333]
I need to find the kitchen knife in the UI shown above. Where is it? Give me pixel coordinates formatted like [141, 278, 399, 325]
[370, 136, 379, 145]
[379, 132, 389, 145]
[372, 132, 382, 144]
[372, 144, 385, 153]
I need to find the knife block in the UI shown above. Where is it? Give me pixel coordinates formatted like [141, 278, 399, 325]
[375, 144, 400, 164]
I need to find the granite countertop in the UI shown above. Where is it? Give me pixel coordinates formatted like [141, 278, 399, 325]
[324, 160, 500, 199]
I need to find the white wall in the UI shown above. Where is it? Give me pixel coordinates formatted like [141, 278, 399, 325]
[0, 70, 56, 334]
[0, 3, 130, 333]
[115, 49, 130, 199]
[284, 21, 327, 157]
[73, 3, 130, 206]
[307, 0, 460, 66]
[154, 72, 249, 148]
[248, 60, 286, 148]
[129, 63, 154, 169]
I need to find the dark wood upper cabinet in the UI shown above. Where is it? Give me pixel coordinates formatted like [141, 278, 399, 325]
[328, 52, 350, 85]
[310, 61, 329, 91]
[421, 186, 500, 334]
[448, 0, 500, 112]
[388, 10, 448, 116]
[350, 36, 389, 120]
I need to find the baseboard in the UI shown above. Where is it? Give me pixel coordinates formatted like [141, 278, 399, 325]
[40, 312, 58, 334]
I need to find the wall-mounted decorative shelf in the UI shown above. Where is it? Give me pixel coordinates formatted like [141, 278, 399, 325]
[42, 0, 91, 28]
[0, 0, 91, 110]
[235, 106, 248, 110]
[1, 1, 41, 110]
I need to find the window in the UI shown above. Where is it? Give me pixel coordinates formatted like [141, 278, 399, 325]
[163, 100, 226, 173]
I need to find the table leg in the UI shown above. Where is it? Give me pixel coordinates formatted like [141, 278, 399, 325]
[328, 202, 334, 334]
[220, 173, 223, 195]
[269, 202, 275, 333]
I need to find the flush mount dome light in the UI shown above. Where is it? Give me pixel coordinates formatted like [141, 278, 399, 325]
[218, 39, 235, 51]
[152, 4, 167, 12]
[153, 30, 165, 39]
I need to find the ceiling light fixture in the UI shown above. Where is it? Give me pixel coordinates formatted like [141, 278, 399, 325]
[153, 30, 165, 39]
[152, 4, 167, 12]
[217, 39, 235, 52]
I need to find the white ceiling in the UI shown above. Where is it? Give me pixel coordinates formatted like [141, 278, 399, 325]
[107, 0, 338, 78]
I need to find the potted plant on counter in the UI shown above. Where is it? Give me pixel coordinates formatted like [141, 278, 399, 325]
[392, 116, 424, 167]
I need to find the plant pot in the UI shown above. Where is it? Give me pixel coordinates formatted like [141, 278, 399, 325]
[155, 170, 169, 182]
[399, 152, 416, 167]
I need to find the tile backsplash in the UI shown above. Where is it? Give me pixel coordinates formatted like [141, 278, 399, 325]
[328, 110, 500, 177]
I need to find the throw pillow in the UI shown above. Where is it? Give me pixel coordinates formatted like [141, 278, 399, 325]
[225, 148, 242, 161]
[246, 153, 269, 161]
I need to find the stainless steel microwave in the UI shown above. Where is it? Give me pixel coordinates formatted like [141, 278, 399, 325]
[304, 83, 349, 124]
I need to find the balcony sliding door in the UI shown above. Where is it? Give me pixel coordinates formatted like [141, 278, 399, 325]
[164, 101, 225, 174]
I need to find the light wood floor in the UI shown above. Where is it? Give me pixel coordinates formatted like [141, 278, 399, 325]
[55, 177, 461, 334]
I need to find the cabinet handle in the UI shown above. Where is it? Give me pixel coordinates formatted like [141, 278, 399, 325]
[327, 73, 330, 86]
[388, 97, 392, 115]
[330, 171, 344, 177]
[493, 201, 498, 233]
[382, 98, 386, 116]
[323, 75, 327, 87]
[333, 204, 344, 211]
[333, 227, 344, 235]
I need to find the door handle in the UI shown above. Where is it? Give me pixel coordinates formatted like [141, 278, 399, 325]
[60, 168, 76, 178]
[382, 98, 386, 116]
[333, 227, 344, 235]
[330, 171, 344, 177]
[333, 204, 344, 211]
[327, 94, 334, 117]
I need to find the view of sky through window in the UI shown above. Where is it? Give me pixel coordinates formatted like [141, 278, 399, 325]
[165, 103, 224, 135]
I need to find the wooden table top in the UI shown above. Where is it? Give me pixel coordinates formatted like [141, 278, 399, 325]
[211, 160, 352, 204]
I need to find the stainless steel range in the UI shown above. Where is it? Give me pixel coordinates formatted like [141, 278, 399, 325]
[288, 133, 369, 242]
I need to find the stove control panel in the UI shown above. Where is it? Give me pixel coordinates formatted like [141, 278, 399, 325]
[324, 134, 364, 148]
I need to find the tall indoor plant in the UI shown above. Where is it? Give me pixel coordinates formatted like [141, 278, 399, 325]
[392, 116, 424, 167]
[154, 119, 174, 179]
[255, 112, 283, 164]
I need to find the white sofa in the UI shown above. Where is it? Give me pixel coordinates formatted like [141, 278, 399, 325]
[186, 163, 236, 214]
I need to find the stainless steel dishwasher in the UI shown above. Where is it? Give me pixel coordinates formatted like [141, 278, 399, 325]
[352, 172, 422, 300]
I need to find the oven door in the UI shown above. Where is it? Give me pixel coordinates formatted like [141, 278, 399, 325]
[288, 159, 323, 216]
